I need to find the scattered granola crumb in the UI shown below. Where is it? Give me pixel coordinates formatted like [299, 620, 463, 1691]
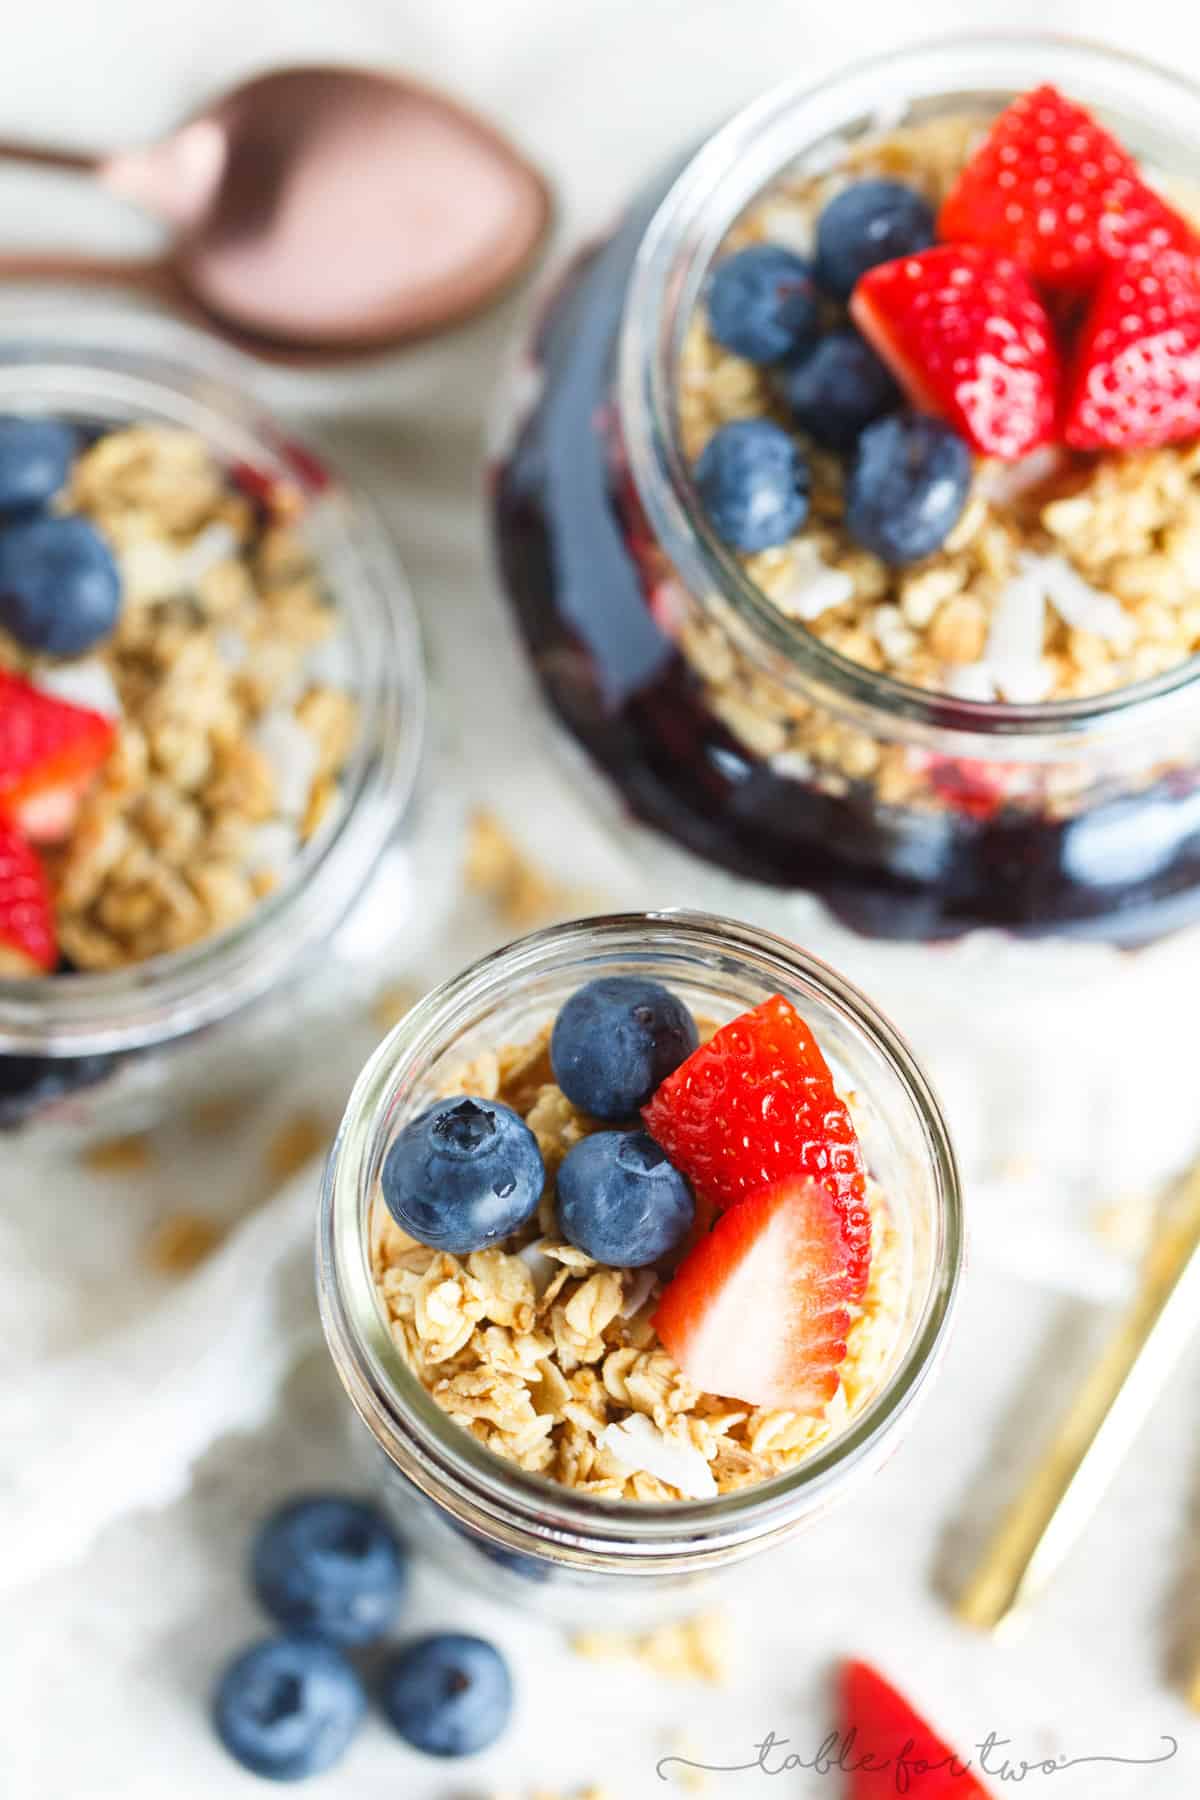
[662, 1730, 712, 1791]
[1092, 1190, 1157, 1258]
[265, 1111, 329, 1185]
[81, 1133, 153, 1174]
[188, 1092, 254, 1135]
[143, 1210, 226, 1275]
[464, 810, 576, 929]
[570, 1609, 733, 1685]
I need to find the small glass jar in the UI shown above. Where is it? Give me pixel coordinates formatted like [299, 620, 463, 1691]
[318, 912, 962, 1625]
[491, 36, 1200, 947]
[0, 306, 447, 1140]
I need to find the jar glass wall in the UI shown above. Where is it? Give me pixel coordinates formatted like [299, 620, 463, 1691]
[318, 912, 962, 1625]
[0, 305, 443, 1139]
[491, 37, 1200, 946]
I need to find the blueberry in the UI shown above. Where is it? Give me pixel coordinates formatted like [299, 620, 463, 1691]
[845, 415, 971, 566]
[381, 1095, 544, 1254]
[558, 1129, 694, 1267]
[815, 179, 936, 301]
[694, 419, 810, 553]
[378, 1633, 513, 1758]
[0, 416, 75, 516]
[212, 1635, 365, 1782]
[550, 975, 697, 1121]
[251, 1495, 407, 1647]
[776, 329, 900, 452]
[0, 514, 121, 656]
[706, 244, 820, 364]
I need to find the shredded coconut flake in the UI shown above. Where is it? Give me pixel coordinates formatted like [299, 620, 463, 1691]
[774, 543, 855, 621]
[243, 820, 300, 877]
[177, 521, 238, 587]
[254, 712, 320, 818]
[975, 447, 1064, 507]
[619, 1269, 656, 1319]
[600, 1414, 717, 1500]
[1024, 552, 1135, 648]
[943, 662, 997, 703]
[33, 659, 122, 718]
[515, 1238, 558, 1297]
[984, 569, 1053, 702]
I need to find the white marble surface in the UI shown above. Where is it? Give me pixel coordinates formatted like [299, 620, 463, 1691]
[5, 0, 1200, 1794]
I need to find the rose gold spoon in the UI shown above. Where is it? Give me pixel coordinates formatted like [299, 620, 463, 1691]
[0, 66, 552, 364]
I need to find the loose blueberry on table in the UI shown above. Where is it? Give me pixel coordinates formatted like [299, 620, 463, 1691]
[378, 1633, 514, 1758]
[375, 975, 895, 1498]
[492, 84, 1200, 941]
[251, 1495, 409, 1647]
[212, 1635, 367, 1782]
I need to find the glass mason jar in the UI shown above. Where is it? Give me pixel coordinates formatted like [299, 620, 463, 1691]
[0, 305, 448, 1141]
[318, 912, 962, 1625]
[490, 36, 1200, 948]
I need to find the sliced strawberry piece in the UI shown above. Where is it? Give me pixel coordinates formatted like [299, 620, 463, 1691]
[1062, 250, 1200, 450]
[840, 1660, 993, 1799]
[654, 1178, 858, 1410]
[0, 671, 115, 842]
[938, 84, 1200, 295]
[642, 994, 869, 1292]
[0, 819, 56, 972]
[851, 245, 1059, 460]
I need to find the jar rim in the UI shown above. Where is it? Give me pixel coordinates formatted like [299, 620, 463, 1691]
[0, 303, 426, 1055]
[618, 32, 1200, 754]
[318, 910, 963, 1567]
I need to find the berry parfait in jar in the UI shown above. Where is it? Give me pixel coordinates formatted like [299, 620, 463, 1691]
[318, 912, 962, 1625]
[492, 38, 1200, 948]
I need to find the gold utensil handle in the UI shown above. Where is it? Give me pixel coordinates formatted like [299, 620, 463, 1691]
[956, 1160, 1200, 1636]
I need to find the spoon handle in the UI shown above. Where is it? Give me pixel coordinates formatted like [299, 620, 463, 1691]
[0, 252, 178, 294]
[0, 139, 98, 174]
[956, 1156, 1200, 1636]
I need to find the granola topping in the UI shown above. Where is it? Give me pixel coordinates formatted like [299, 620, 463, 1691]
[371, 1022, 905, 1502]
[672, 112, 1200, 793]
[0, 423, 358, 973]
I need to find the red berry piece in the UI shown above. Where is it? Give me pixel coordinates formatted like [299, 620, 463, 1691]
[0, 819, 56, 972]
[839, 1659, 994, 1798]
[852, 245, 1060, 460]
[0, 671, 115, 842]
[1062, 250, 1200, 451]
[641, 993, 869, 1294]
[653, 1178, 861, 1411]
[939, 84, 1199, 295]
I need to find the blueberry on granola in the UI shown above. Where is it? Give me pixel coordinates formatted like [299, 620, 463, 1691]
[814, 178, 936, 301]
[212, 1635, 366, 1781]
[775, 328, 900, 452]
[378, 1633, 512, 1758]
[844, 414, 971, 566]
[0, 416, 75, 516]
[557, 1128, 695, 1267]
[251, 1495, 407, 1647]
[381, 1096, 544, 1254]
[693, 418, 810, 553]
[0, 513, 121, 656]
[550, 974, 698, 1121]
[705, 243, 820, 364]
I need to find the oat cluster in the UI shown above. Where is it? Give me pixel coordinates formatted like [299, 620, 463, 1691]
[0, 425, 357, 971]
[371, 1027, 903, 1502]
[674, 115, 1200, 800]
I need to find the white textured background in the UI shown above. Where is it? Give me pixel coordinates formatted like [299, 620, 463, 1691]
[4, 2, 1200, 1795]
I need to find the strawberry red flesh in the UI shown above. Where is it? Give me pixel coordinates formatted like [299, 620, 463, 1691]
[653, 1178, 858, 1411]
[939, 84, 1200, 295]
[852, 245, 1060, 460]
[0, 671, 115, 839]
[1062, 250, 1200, 450]
[839, 1659, 993, 1799]
[0, 819, 56, 972]
[641, 993, 870, 1296]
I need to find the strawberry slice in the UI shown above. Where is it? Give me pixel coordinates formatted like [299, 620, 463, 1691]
[839, 1660, 992, 1798]
[938, 84, 1199, 295]
[0, 671, 115, 843]
[0, 819, 56, 972]
[642, 994, 869, 1287]
[1062, 250, 1200, 450]
[654, 1179, 860, 1410]
[851, 245, 1059, 460]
